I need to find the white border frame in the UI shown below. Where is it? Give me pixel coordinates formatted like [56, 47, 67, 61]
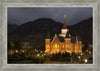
[0, 0, 99, 71]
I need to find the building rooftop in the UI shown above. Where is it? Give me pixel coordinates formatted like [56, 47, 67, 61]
[50, 34, 81, 43]
[65, 31, 71, 38]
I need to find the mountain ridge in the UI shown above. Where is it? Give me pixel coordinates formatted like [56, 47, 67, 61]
[8, 17, 92, 46]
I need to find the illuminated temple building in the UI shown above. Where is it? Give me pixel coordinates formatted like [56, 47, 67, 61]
[45, 15, 82, 55]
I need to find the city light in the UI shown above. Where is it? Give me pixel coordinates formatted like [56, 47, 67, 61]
[81, 53, 83, 56]
[84, 59, 88, 63]
[37, 54, 40, 56]
[22, 50, 24, 53]
[89, 51, 91, 54]
[35, 49, 36, 51]
[78, 56, 80, 59]
[44, 54, 46, 56]
[15, 50, 18, 53]
[86, 50, 89, 52]
[40, 51, 42, 53]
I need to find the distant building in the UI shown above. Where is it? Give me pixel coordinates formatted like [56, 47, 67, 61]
[22, 42, 32, 49]
[45, 15, 82, 55]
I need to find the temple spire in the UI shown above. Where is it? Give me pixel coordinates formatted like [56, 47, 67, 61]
[63, 14, 67, 29]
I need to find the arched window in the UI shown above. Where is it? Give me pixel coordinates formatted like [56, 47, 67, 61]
[55, 43, 57, 48]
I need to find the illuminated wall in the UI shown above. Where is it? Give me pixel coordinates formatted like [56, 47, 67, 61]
[45, 35, 82, 55]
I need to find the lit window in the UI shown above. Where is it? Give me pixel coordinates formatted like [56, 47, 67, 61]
[55, 43, 57, 48]
[63, 45, 64, 48]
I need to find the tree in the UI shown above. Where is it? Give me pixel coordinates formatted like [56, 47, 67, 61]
[40, 43, 45, 51]
[82, 42, 89, 52]
[72, 53, 78, 62]
[51, 52, 71, 61]
[8, 39, 13, 50]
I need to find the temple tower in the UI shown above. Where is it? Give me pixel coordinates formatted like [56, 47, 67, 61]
[75, 36, 82, 54]
[59, 14, 69, 37]
[45, 32, 51, 54]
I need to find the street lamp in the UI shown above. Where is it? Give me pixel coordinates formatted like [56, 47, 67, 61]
[22, 50, 24, 53]
[89, 51, 91, 54]
[37, 54, 40, 57]
[86, 50, 89, 52]
[78, 56, 81, 63]
[40, 51, 42, 53]
[78, 56, 80, 59]
[84, 59, 88, 64]
[81, 53, 83, 56]
[44, 54, 46, 56]
[16, 50, 18, 53]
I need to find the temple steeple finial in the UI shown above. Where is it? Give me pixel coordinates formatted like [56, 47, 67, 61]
[63, 14, 67, 29]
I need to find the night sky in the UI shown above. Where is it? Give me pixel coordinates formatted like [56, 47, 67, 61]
[8, 7, 92, 26]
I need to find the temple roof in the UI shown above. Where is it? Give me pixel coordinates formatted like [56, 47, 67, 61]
[50, 34, 81, 43]
[65, 31, 71, 38]
[71, 36, 82, 43]
[71, 36, 76, 43]
[50, 35, 64, 42]
[57, 36, 65, 42]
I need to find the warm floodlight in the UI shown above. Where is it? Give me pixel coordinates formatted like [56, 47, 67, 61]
[84, 59, 88, 63]
[78, 56, 80, 59]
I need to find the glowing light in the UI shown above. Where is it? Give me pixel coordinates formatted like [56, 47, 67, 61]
[67, 51, 70, 53]
[44, 54, 46, 56]
[55, 44, 57, 48]
[78, 56, 80, 59]
[84, 59, 88, 63]
[81, 53, 83, 55]
[89, 51, 91, 54]
[86, 50, 88, 52]
[22, 50, 24, 53]
[40, 51, 42, 53]
[37, 54, 40, 56]
[63, 45, 64, 48]
[16, 50, 18, 53]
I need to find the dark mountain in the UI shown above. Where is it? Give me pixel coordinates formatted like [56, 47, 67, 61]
[8, 24, 19, 35]
[69, 17, 92, 44]
[8, 17, 92, 46]
[9, 18, 63, 46]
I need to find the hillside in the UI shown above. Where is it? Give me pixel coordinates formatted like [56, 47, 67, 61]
[8, 17, 93, 46]
[8, 24, 19, 35]
[69, 17, 92, 44]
